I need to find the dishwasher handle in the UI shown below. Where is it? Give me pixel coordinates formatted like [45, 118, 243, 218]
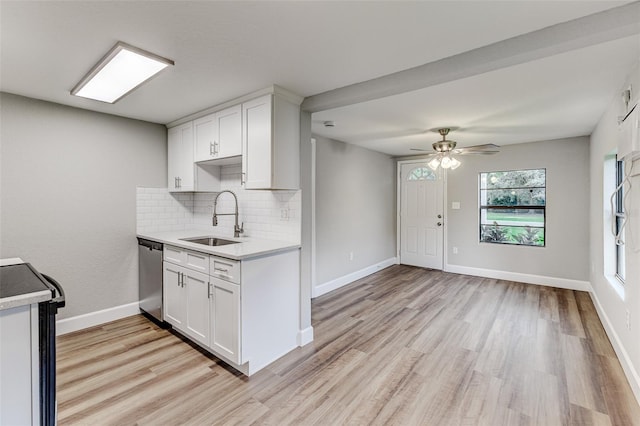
[138, 238, 163, 251]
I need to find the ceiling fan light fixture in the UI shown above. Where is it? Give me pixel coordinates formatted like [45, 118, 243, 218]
[450, 157, 461, 170]
[440, 155, 453, 168]
[428, 157, 441, 171]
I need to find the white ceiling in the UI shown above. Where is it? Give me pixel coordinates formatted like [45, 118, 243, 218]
[1, 1, 638, 156]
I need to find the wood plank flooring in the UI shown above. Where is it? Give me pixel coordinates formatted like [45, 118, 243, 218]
[56, 265, 640, 425]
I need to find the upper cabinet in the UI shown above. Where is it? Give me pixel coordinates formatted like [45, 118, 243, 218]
[167, 86, 301, 192]
[168, 122, 195, 191]
[194, 105, 242, 163]
[242, 93, 300, 190]
[168, 122, 221, 193]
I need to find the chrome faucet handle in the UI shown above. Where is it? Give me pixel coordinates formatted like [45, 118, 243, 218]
[233, 222, 244, 238]
[212, 215, 218, 226]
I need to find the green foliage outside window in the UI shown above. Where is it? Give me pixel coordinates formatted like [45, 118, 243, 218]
[479, 169, 546, 247]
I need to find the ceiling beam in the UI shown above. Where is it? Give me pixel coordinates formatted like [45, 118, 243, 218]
[301, 1, 640, 113]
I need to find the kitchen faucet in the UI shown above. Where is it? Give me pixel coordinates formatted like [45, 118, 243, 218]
[212, 190, 244, 238]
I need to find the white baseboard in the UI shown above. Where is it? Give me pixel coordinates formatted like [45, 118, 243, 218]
[297, 326, 314, 346]
[589, 291, 640, 405]
[56, 302, 140, 336]
[445, 264, 592, 292]
[312, 257, 397, 298]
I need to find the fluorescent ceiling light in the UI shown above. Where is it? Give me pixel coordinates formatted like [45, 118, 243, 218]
[71, 42, 174, 103]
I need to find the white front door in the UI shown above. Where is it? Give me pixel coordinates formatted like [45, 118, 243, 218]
[400, 162, 444, 269]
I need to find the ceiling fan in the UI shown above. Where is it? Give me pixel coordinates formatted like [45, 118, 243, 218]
[411, 128, 500, 170]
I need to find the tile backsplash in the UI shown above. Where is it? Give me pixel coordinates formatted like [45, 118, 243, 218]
[137, 165, 301, 243]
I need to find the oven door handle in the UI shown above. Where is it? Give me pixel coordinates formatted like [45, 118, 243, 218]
[41, 274, 66, 308]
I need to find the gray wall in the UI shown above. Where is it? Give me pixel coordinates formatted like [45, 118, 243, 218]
[0, 93, 167, 319]
[446, 137, 590, 281]
[314, 135, 396, 285]
[590, 60, 640, 397]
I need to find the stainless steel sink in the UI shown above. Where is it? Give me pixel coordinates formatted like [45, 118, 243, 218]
[180, 237, 239, 247]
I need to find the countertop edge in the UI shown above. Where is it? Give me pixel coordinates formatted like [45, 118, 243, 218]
[136, 232, 301, 260]
[0, 289, 51, 311]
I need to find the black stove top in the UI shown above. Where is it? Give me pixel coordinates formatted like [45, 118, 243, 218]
[0, 263, 53, 299]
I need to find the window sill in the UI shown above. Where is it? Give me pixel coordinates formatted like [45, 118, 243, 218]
[605, 274, 625, 301]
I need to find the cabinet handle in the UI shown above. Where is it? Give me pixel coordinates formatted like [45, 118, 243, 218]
[208, 282, 212, 299]
[214, 267, 229, 273]
[174, 177, 178, 188]
[210, 142, 214, 156]
[214, 141, 219, 155]
[177, 177, 181, 188]
[241, 172, 246, 185]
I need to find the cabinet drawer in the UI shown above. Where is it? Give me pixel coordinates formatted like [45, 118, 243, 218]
[164, 245, 185, 264]
[210, 256, 240, 284]
[164, 246, 210, 275]
[185, 250, 209, 274]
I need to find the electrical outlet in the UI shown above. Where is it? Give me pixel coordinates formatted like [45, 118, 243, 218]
[626, 310, 631, 331]
[453, 247, 458, 254]
[349, 251, 354, 261]
[280, 208, 289, 221]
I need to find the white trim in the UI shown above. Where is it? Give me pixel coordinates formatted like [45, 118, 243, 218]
[312, 257, 397, 298]
[297, 326, 314, 347]
[589, 291, 640, 405]
[444, 264, 592, 292]
[311, 138, 317, 292]
[56, 302, 140, 335]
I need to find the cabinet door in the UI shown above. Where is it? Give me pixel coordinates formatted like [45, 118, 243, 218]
[194, 113, 216, 162]
[184, 269, 210, 346]
[242, 95, 272, 189]
[167, 122, 194, 191]
[216, 105, 242, 159]
[163, 262, 185, 328]
[210, 277, 241, 363]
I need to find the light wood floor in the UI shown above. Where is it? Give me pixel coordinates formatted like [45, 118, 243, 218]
[57, 265, 640, 425]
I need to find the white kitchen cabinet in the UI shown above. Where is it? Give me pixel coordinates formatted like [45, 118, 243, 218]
[167, 122, 194, 191]
[168, 122, 222, 193]
[183, 269, 210, 345]
[194, 105, 242, 163]
[161, 243, 300, 376]
[162, 261, 210, 347]
[209, 277, 240, 363]
[163, 261, 185, 328]
[193, 113, 216, 162]
[242, 93, 300, 189]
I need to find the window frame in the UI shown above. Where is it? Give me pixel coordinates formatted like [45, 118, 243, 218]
[478, 168, 546, 247]
[615, 159, 625, 283]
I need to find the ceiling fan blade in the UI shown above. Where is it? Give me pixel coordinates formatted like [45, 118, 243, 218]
[410, 148, 431, 152]
[461, 143, 500, 151]
[457, 150, 500, 155]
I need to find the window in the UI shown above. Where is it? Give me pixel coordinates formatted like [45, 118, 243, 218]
[479, 169, 546, 246]
[615, 159, 626, 282]
[407, 167, 436, 181]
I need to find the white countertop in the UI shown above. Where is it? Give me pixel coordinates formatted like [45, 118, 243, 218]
[136, 229, 300, 260]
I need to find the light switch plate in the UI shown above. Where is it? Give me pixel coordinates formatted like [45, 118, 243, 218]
[452, 202, 461, 210]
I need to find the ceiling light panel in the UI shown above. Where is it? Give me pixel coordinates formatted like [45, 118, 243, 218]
[71, 42, 174, 103]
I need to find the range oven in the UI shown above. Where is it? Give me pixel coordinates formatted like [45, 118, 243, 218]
[39, 273, 66, 426]
[0, 262, 65, 426]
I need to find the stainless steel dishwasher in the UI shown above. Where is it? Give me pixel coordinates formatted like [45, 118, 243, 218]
[138, 238, 164, 323]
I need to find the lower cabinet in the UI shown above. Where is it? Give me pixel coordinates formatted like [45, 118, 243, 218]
[162, 244, 300, 375]
[162, 262, 210, 347]
[209, 277, 240, 363]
